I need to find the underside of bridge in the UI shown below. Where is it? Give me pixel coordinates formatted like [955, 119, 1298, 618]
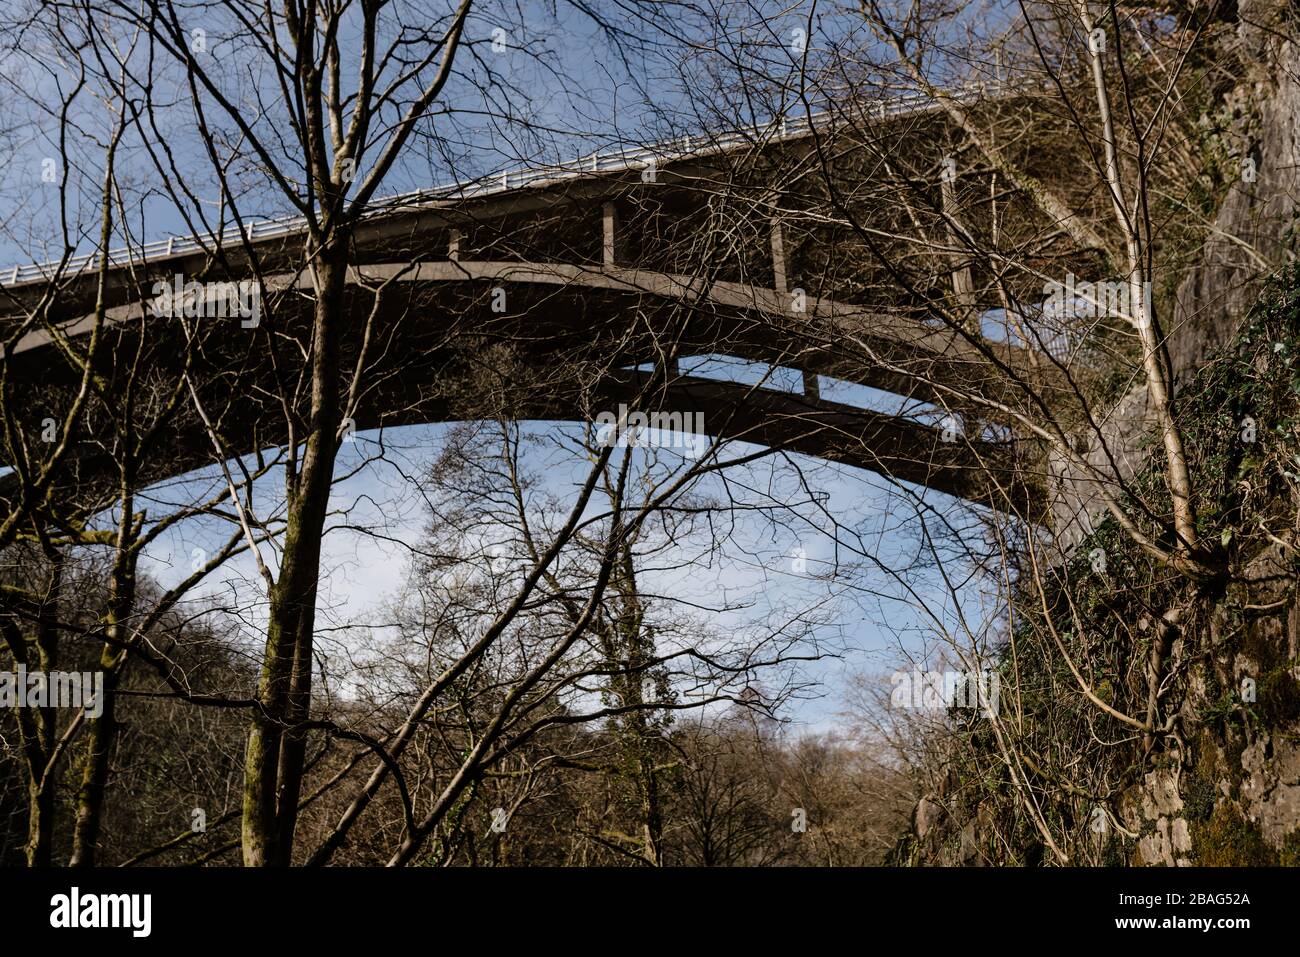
[0, 107, 1076, 522]
[2, 271, 1046, 521]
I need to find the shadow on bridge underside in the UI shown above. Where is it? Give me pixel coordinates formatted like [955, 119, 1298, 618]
[6, 260, 1047, 520]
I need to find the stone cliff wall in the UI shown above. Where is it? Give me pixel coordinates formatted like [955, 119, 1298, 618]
[1049, 0, 1299, 551]
[904, 3, 1300, 865]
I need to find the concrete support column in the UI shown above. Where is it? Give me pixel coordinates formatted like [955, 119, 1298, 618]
[770, 215, 788, 295]
[602, 202, 618, 267]
[940, 163, 976, 328]
[448, 228, 462, 261]
[772, 216, 819, 400]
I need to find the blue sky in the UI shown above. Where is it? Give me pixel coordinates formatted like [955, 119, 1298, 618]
[0, 0, 900, 269]
[129, 369, 1006, 734]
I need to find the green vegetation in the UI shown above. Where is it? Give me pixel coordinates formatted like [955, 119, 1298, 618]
[918, 265, 1300, 865]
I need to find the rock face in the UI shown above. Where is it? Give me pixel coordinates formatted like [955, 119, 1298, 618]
[1112, 7, 1300, 863]
[1050, 1, 1299, 550]
[899, 539, 1300, 866]
[1114, 6, 1300, 867]
[1048, 385, 1157, 553]
[904, 4, 1300, 866]
[1124, 769, 1193, 867]
[1169, 0, 1300, 377]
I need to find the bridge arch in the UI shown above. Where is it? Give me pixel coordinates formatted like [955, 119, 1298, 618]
[3, 260, 1043, 518]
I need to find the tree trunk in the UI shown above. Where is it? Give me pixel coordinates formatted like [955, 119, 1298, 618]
[242, 239, 347, 866]
[26, 561, 60, 866]
[70, 538, 134, 867]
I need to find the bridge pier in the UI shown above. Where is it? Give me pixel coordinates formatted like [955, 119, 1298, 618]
[771, 217, 819, 400]
[939, 158, 976, 330]
[602, 202, 619, 267]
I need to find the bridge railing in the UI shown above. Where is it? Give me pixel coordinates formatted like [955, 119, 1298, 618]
[1, 80, 1018, 287]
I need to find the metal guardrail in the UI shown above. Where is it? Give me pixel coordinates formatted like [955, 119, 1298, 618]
[1, 83, 1001, 287]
